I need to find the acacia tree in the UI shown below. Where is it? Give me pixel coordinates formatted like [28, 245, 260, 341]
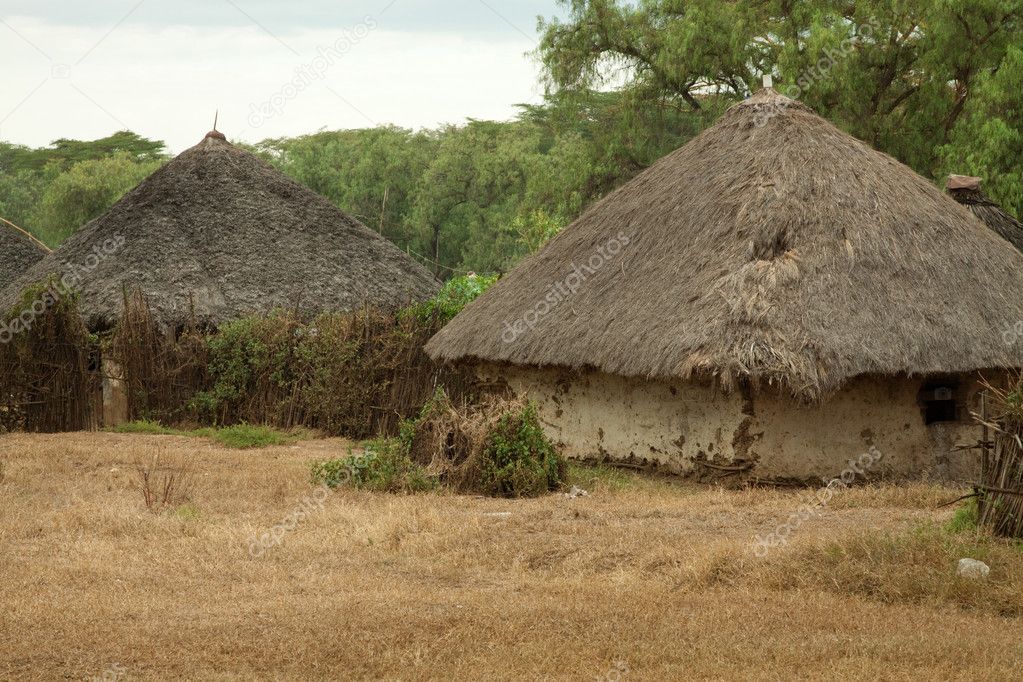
[539, 0, 1023, 210]
[32, 153, 164, 245]
[255, 126, 437, 251]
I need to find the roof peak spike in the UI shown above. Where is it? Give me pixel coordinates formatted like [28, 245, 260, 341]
[204, 109, 226, 141]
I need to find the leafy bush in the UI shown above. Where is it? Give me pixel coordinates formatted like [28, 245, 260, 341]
[406, 390, 566, 498]
[166, 308, 475, 438]
[311, 439, 436, 493]
[475, 403, 564, 497]
[310, 395, 565, 498]
[188, 315, 293, 422]
[405, 273, 498, 324]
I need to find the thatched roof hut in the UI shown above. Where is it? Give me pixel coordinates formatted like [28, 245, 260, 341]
[0, 131, 440, 330]
[0, 219, 49, 287]
[946, 175, 1023, 253]
[427, 89, 1023, 482]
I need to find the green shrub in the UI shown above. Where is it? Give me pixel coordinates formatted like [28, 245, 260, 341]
[475, 403, 564, 497]
[405, 273, 498, 324]
[311, 439, 436, 493]
[188, 315, 294, 422]
[405, 390, 566, 498]
[173, 307, 472, 439]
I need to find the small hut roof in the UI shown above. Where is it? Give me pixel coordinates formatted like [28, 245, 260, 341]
[0, 219, 49, 287]
[0, 133, 440, 329]
[946, 176, 1023, 253]
[427, 89, 1023, 399]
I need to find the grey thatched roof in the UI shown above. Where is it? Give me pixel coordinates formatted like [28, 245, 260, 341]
[0, 132, 440, 329]
[946, 175, 1023, 253]
[427, 89, 1023, 399]
[0, 220, 48, 287]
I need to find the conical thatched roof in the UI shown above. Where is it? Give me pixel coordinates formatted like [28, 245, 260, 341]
[946, 175, 1023, 253]
[0, 132, 440, 329]
[0, 220, 49, 287]
[427, 89, 1023, 399]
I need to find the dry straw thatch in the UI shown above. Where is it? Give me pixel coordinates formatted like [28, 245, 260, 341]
[427, 89, 1023, 399]
[0, 219, 49, 287]
[0, 132, 440, 331]
[946, 175, 1023, 253]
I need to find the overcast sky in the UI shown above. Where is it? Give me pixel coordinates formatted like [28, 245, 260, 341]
[0, 0, 561, 152]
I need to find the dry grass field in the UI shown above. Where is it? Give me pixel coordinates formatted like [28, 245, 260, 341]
[2, 432, 1022, 681]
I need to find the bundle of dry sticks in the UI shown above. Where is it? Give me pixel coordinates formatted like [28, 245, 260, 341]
[974, 378, 1023, 538]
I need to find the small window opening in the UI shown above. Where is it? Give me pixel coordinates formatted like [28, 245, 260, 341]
[87, 347, 101, 373]
[919, 383, 959, 425]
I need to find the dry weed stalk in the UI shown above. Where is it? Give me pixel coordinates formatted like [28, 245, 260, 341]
[134, 451, 192, 513]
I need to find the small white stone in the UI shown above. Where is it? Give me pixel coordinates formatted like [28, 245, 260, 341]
[957, 558, 991, 579]
[564, 486, 590, 499]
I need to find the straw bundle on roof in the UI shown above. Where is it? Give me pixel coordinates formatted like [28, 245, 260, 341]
[946, 175, 1023, 253]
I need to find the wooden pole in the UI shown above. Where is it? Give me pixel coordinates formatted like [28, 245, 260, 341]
[0, 216, 50, 253]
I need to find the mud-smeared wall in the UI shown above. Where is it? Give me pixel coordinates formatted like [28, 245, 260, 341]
[484, 364, 983, 482]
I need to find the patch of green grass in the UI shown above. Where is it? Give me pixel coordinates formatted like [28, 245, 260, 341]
[113, 420, 184, 436]
[946, 498, 980, 534]
[171, 503, 202, 521]
[202, 424, 296, 449]
[566, 462, 639, 491]
[112, 420, 307, 450]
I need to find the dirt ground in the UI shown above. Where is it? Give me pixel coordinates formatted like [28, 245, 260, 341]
[1, 432, 1021, 681]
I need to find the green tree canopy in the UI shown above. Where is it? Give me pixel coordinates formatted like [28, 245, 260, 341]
[0, 131, 165, 174]
[32, 153, 164, 245]
[539, 0, 1023, 211]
